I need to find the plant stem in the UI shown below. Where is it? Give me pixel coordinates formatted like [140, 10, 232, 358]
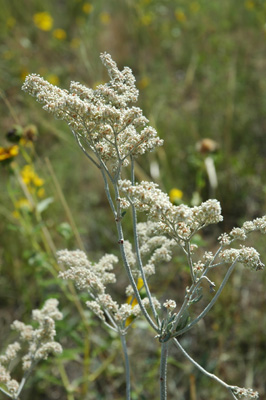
[160, 341, 169, 400]
[130, 156, 158, 321]
[174, 259, 238, 336]
[173, 339, 238, 400]
[114, 182, 159, 332]
[0, 387, 12, 398]
[120, 333, 131, 400]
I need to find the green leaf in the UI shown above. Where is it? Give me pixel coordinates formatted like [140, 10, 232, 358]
[175, 309, 190, 332]
[36, 197, 54, 213]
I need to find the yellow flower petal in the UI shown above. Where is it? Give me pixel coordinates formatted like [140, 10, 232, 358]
[169, 188, 183, 203]
[53, 28, 67, 40]
[33, 176, 44, 187]
[137, 278, 144, 290]
[33, 12, 53, 31]
[0, 145, 19, 161]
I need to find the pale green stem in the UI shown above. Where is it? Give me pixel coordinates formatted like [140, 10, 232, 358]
[114, 182, 159, 332]
[97, 163, 158, 332]
[173, 339, 238, 400]
[99, 168, 117, 216]
[130, 156, 158, 321]
[120, 333, 131, 400]
[72, 131, 101, 170]
[174, 259, 238, 337]
[185, 241, 196, 283]
[0, 387, 12, 398]
[15, 361, 37, 399]
[160, 342, 169, 400]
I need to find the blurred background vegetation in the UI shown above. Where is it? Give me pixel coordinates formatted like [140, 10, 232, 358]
[0, 0, 266, 399]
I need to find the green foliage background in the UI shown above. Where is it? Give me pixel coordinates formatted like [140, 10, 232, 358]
[0, 0, 266, 399]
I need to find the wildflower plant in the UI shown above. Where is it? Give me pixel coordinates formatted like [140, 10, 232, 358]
[0, 299, 62, 399]
[22, 53, 265, 399]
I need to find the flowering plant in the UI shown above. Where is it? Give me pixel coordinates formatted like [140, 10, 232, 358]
[0, 299, 62, 399]
[21, 53, 265, 399]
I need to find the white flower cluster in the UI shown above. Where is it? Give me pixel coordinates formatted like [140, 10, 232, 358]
[58, 248, 160, 328]
[22, 53, 163, 170]
[232, 386, 259, 399]
[125, 221, 176, 280]
[220, 246, 264, 271]
[119, 180, 223, 240]
[0, 300, 62, 397]
[58, 249, 117, 294]
[163, 300, 176, 310]
[193, 261, 205, 275]
[242, 216, 266, 234]
[219, 217, 266, 246]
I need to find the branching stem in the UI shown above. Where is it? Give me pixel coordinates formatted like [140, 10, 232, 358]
[160, 342, 169, 400]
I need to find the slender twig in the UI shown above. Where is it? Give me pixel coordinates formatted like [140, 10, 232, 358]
[185, 241, 196, 283]
[72, 131, 101, 169]
[130, 156, 158, 321]
[15, 361, 37, 398]
[120, 333, 131, 400]
[173, 339, 238, 400]
[160, 342, 169, 400]
[99, 168, 117, 217]
[0, 387, 12, 398]
[114, 182, 159, 332]
[174, 259, 238, 337]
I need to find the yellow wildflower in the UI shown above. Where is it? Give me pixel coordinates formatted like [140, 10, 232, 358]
[126, 278, 144, 306]
[21, 165, 35, 185]
[82, 2, 93, 14]
[33, 176, 44, 187]
[0, 145, 19, 161]
[33, 12, 53, 31]
[175, 9, 187, 23]
[137, 278, 144, 290]
[21, 165, 45, 191]
[126, 278, 144, 326]
[100, 12, 111, 25]
[169, 188, 183, 204]
[53, 28, 67, 40]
